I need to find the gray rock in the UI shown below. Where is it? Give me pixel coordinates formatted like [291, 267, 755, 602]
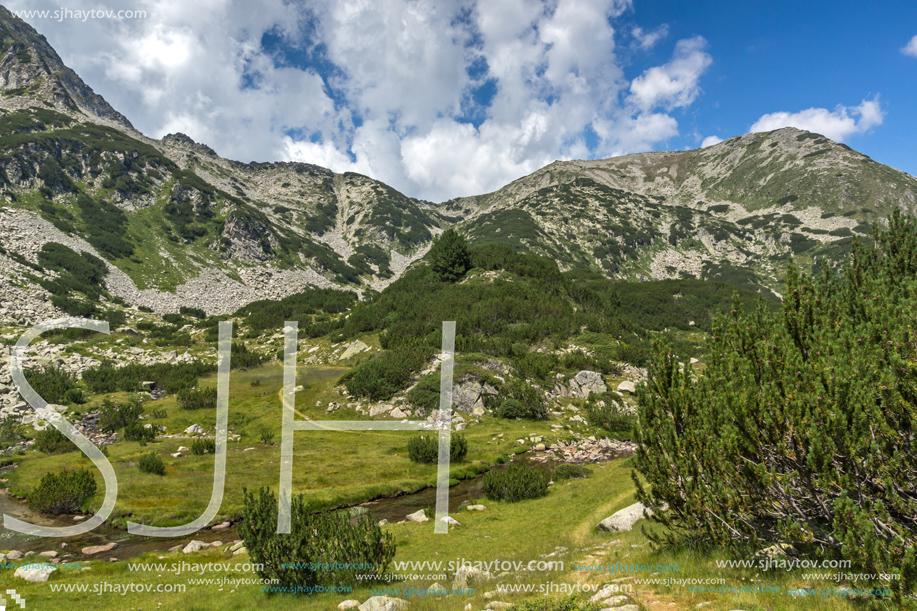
[406, 509, 429, 523]
[340, 340, 369, 360]
[574, 370, 607, 396]
[452, 381, 487, 413]
[338, 601, 361, 610]
[358, 596, 410, 611]
[453, 566, 493, 589]
[616, 380, 636, 394]
[369, 404, 391, 417]
[465, 505, 486, 511]
[182, 540, 205, 554]
[589, 589, 631, 605]
[82, 542, 118, 556]
[14, 564, 57, 582]
[6, 550, 23, 560]
[184, 424, 204, 435]
[597, 502, 652, 532]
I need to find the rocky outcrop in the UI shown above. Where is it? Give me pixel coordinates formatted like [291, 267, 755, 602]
[452, 379, 499, 413]
[550, 370, 607, 399]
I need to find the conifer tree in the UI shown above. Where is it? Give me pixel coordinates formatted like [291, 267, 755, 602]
[429, 228, 472, 282]
[633, 211, 917, 605]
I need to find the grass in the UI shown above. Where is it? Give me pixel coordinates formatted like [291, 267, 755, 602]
[1, 457, 886, 611]
[6, 363, 552, 526]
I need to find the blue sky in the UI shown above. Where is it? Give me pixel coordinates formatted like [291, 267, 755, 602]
[7, 0, 917, 201]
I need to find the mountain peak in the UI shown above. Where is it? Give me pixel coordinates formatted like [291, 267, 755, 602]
[0, 5, 133, 129]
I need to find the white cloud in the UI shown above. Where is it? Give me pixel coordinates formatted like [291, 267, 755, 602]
[631, 24, 668, 49]
[7, 0, 711, 201]
[749, 96, 884, 142]
[904, 35, 917, 57]
[701, 135, 723, 148]
[628, 36, 712, 111]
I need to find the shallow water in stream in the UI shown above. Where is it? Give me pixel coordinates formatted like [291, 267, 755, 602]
[0, 472, 489, 560]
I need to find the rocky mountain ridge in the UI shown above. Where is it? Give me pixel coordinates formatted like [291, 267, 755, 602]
[1, 6, 916, 319]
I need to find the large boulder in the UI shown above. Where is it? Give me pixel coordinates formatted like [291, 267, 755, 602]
[358, 596, 410, 611]
[616, 380, 636, 394]
[14, 564, 56, 582]
[338, 601, 361, 610]
[597, 502, 652, 532]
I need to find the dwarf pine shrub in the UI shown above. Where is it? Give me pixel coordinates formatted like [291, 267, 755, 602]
[191, 438, 215, 455]
[634, 211, 917, 603]
[407, 433, 467, 464]
[138, 452, 165, 475]
[34, 427, 75, 454]
[29, 469, 97, 514]
[238, 487, 395, 588]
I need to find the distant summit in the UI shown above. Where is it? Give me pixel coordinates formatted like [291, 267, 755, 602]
[0, 5, 133, 128]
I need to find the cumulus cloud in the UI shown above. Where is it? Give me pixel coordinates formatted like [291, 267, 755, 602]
[8, 0, 712, 201]
[628, 36, 712, 111]
[749, 96, 884, 142]
[701, 135, 723, 148]
[904, 35, 917, 57]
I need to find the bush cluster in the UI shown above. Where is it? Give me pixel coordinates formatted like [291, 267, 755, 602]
[191, 438, 215, 455]
[238, 487, 395, 589]
[177, 387, 217, 410]
[24, 365, 82, 405]
[34, 427, 75, 454]
[28, 469, 97, 515]
[512, 596, 602, 611]
[497, 380, 548, 419]
[230, 341, 262, 369]
[552, 464, 591, 481]
[83, 361, 214, 395]
[138, 452, 165, 475]
[407, 433, 467, 464]
[482, 463, 550, 502]
[98, 398, 144, 431]
[233, 288, 356, 332]
[340, 343, 431, 401]
[123, 422, 156, 442]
